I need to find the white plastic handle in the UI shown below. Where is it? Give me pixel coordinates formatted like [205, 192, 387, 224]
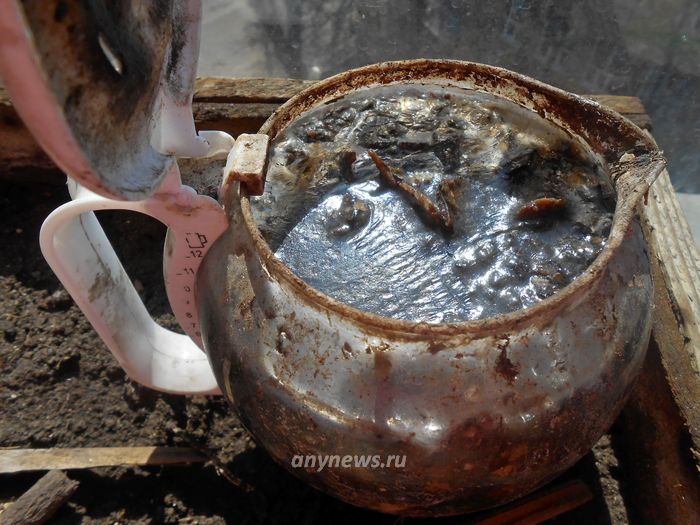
[39, 163, 229, 394]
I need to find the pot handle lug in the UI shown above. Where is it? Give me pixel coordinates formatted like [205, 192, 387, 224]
[39, 165, 228, 394]
[612, 150, 666, 210]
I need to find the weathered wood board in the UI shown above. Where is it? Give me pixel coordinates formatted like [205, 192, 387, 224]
[0, 446, 206, 473]
[0, 77, 652, 178]
[0, 470, 79, 525]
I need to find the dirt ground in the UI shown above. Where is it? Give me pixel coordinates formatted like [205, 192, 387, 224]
[0, 179, 636, 524]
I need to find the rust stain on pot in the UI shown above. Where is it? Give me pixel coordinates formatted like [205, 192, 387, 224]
[237, 295, 256, 331]
[373, 349, 392, 382]
[427, 339, 450, 354]
[366, 342, 390, 354]
[341, 342, 354, 358]
[494, 337, 520, 385]
[238, 295, 255, 315]
[371, 344, 394, 439]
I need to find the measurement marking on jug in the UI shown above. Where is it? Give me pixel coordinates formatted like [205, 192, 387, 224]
[168, 228, 224, 345]
[185, 232, 208, 250]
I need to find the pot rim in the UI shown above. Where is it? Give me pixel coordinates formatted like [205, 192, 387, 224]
[238, 59, 665, 338]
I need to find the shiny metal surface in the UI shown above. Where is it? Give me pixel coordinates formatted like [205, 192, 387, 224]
[198, 60, 665, 515]
[254, 84, 614, 323]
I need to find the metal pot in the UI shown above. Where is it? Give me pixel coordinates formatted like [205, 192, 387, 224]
[198, 60, 665, 515]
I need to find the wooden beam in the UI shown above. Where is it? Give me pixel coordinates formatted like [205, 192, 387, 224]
[467, 480, 592, 525]
[0, 90, 56, 176]
[0, 470, 79, 525]
[193, 76, 316, 103]
[638, 132, 700, 457]
[0, 78, 652, 182]
[645, 168, 700, 433]
[0, 447, 206, 473]
[191, 77, 652, 129]
[617, 340, 700, 524]
[614, 129, 700, 523]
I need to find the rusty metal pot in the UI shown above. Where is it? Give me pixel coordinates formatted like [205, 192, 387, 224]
[198, 60, 665, 516]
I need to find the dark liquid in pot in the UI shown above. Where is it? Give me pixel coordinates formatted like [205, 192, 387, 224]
[251, 84, 615, 323]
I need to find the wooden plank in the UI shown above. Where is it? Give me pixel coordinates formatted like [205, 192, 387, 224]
[0, 470, 79, 525]
[191, 78, 653, 129]
[614, 128, 700, 523]
[190, 79, 654, 130]
[192, 101, 281, 122]
[194, 76, 316, 103]
[0, 78, 653, 181]
[0, 95, 56, 174]
[642, 145, 700, 451]
[191, 101, 278, 138]
[191, 77, 650, 120]
[467, 480, 592, 525]
[582, 94, 646, 114]
[0, 447, 206, 473]
[617, 340, 700, 524]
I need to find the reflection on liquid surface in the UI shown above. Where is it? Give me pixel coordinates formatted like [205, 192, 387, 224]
[252, 84, 614, 322]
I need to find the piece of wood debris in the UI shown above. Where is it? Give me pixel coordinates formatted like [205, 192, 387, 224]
[516, 197, 567, 221]
[368, 150, 453, 232]
[0, 447, 206, 474]
[0, 470, 79, 525]
[468, 479, 592, 525]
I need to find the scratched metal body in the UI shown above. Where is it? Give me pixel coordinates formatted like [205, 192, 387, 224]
[198, 60, 665, 516]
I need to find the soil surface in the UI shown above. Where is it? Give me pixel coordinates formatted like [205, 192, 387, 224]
[0, 179, 635, 524]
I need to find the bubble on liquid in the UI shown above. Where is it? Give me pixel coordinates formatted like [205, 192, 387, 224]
[326, 193, 372, 238]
